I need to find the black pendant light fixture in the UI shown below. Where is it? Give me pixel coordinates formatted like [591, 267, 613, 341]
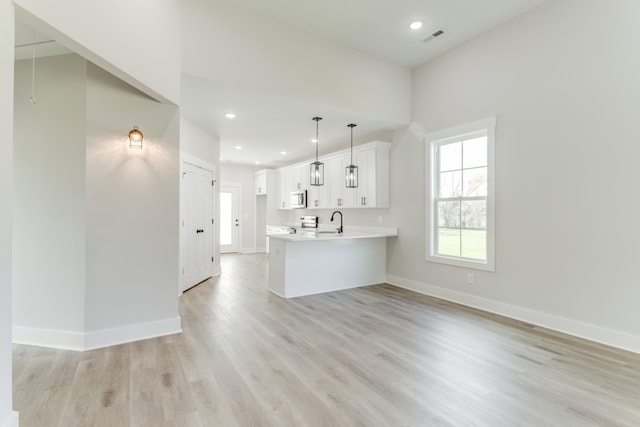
[310, 117, 324, 186]
[345, 123, 358, 188]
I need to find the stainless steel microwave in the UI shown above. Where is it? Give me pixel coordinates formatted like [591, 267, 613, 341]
[289, 190, 307, 209]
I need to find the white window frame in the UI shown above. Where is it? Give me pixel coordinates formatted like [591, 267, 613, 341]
[426, 117, 496, 272]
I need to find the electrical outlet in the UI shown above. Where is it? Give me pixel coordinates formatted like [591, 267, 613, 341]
[467, 273, 475, 284]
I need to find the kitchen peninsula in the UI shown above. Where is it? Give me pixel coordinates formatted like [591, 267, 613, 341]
[267, 227, 397, 298]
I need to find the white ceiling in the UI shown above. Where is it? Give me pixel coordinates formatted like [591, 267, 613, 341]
[14, 0, 548, 167]
[14, 24, 71, 60]
[224, 0, 548, 68]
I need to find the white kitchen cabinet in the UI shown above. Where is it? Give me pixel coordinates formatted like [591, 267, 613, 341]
[352, 142, 390, 208]
[308, 178, 329, 209]
[278, 164, 311, 209]
[354, 149, 376, 207]
[276, 141, 390, 210]
[327, 155, 354, 209]
[291, 164, 306, 191]
[254, 169, 268, 195]
[277, 170, 289, 209]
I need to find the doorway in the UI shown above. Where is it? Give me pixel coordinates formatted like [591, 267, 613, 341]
[180, 162, 215, 292]
[220, 184, 241, 253]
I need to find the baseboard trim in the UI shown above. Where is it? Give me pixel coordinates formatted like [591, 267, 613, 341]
[13, 316, 182, 352]
[84, 316, 182, 351]
[212, 266, 221, 276]
[386, 274, 640, 355]
[1, 411, 19, 427]
[240, 247, 257, 254]
[12, 326, 84, 351]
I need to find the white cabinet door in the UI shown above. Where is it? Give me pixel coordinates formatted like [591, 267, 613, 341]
[254, 170, 267, 195]
[277, 170, 289, 209]
[327, 156, 346, 208]
[292, 164, 306, 191]
[308, 179, 328, 209]
[340, 156, 356, 208]
[326, 155, 357, 209]
[355, 148, 376, 207]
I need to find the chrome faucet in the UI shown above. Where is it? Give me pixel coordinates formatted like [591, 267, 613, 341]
[330, 211, 343, 234]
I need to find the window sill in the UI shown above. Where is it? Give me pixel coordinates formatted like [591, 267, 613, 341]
[425, 253, 495, 272]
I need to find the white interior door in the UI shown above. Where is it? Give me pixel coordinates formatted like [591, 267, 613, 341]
[220, 185, 240, 253]
[180, 163, 214, 292]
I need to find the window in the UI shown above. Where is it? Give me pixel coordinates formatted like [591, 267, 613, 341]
[426, 117, 495, 271]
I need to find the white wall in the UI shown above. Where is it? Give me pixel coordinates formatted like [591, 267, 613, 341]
[180, 117, 221, 273]
[13, 55, 87, 337]
[220, 164, 262, 252]
[12, 56, 182, 350]
[13, 0, 181, 104]
[182, 0, 410, 127]
[0, 1, 15, 424]
[388, 0, 640, 352]
[181, 117, 218, 164]
[85, 62, 181, 338]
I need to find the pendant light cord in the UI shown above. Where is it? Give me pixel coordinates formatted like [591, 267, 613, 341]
[348, 123, 356, 164]
[30, 29, 36, 104]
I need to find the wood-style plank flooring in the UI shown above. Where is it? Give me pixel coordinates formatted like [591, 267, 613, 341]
[13, 253, 640, 426]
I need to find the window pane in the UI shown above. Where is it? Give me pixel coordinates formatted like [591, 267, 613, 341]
[461, 229, 486, 260]
[437, 201, 460, 228]
[439, 170, 462, 198]
[462, 200, 486, 229]
[463, 136, 487, 169]
[438, 228, 460, 257]
[462, 167, 487, 197]
[439, 141, 462, 172]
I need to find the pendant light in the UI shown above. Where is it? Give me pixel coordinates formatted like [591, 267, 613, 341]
[345, 123, 358, 188]
[310, 117, 324, 186]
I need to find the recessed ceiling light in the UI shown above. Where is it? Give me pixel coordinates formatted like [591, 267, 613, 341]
[234, 145, 242, 150]
[225, 113, 236, 119]
[280, 151, 287, 155]
[311, 138, 318, 143]
[254, 161, 260, 165]
[409, 21, 423, 30]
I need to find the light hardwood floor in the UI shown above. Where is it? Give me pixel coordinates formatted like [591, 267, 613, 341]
[13, 253, 640, 426]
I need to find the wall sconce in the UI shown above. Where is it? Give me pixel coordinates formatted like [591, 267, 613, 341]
[128, 126, 143, 149]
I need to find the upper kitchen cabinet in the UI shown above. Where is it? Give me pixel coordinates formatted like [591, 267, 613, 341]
[277, 169, 290, 209]
[341, 141, 390, 208]
[277, 165, 306, 209]
[308, 168, 330, 209]
[353, 142, 390, 208]
[254, 169, 268, 195]
[327, 156, 354, 209]
[276, 141, 390, 210]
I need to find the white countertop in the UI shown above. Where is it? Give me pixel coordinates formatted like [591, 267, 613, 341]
[267, 226, 398, 242]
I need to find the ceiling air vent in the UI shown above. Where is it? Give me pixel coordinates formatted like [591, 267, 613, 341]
[422, 29, 445, 43]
